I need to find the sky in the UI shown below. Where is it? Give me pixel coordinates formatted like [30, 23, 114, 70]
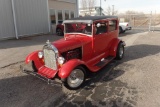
[79, 0, 160, 14]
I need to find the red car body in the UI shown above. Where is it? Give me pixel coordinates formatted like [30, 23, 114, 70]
[23, 16, 125, 89]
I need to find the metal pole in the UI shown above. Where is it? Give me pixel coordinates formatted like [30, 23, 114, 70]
[153, 10, 156, 32]
[11, 0, 18, 39]
[46, 0, 51, 33]
[76, 0, 79, 17]
[149, 11, 152, 32]
[100, 0, 101, 16]
[112, 5, 114, 15]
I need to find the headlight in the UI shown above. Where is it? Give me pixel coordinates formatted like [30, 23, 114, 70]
[58, 57, 65, 65]
[38, 51, 43, 59]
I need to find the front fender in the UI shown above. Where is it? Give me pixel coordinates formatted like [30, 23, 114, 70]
[25, 51, 44, 69]
[58, 59, 85, 79]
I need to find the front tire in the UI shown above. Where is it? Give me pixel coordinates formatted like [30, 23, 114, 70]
[116, 43, 124, 60]
[32, 61, 37, 72]
[64, 66, 86, 90]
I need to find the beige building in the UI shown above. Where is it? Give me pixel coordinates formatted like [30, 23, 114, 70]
[48, 0, 79, 33]
[79, 7, 105, 16]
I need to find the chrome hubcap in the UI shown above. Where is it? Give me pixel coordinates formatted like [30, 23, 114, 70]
[67, 69, 84, 88]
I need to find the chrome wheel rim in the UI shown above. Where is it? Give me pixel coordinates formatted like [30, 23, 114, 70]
[67, 69, 84, 88]
[119, 46, 124, 58]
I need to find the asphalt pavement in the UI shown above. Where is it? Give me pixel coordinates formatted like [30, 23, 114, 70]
[0, 31, 160, 107]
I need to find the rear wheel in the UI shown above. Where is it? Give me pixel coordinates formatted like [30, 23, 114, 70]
[116, 43, 124, 60]
[56, 28, 63, 36]
[64, 66, 86, 90]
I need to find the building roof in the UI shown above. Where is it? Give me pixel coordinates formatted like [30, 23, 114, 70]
[63, 16, 118, 24]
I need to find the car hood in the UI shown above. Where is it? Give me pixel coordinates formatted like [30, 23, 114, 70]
[52, 35, 92, 53]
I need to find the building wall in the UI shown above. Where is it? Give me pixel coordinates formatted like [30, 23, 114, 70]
[14, 0, 49, 36]
[0, 0, 49, 40]
[0, 0, 78, 39]
[58, 0, 76, 3]
[0, 0, 15, 39]
[48, 0, 78, 33]
[79, 7, 105, 16]
[48, 0, 76, 10]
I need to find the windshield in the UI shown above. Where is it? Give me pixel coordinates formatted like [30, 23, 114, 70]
[65, 23, 92, 35]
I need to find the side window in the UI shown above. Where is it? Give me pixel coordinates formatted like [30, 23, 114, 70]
[95, 22, 107, 35]
[109, 20, 117, 31]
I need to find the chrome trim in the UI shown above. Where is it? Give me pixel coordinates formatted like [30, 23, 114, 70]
[20, 65, 61, 86]
[43, 41, 59, 70]
[45, 40, 59, 54]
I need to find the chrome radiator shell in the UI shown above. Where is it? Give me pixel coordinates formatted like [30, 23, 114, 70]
[43, 44, 59, 70]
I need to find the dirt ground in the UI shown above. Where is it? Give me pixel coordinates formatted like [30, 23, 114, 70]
[0, 31, 160, 107]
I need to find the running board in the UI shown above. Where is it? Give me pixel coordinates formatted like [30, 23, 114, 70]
[95, 56, 114, 67]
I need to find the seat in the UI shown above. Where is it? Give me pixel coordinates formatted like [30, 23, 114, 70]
[96, 26, 107, 34]
[84, 26, 92, 34]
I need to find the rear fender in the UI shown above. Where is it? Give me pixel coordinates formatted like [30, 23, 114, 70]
[25, 51, 44, 69]
[58, 59, 85, 79]
[109, 39, 125, 57]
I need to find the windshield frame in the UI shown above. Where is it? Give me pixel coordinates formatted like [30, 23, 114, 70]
[64, 22, 93, 36]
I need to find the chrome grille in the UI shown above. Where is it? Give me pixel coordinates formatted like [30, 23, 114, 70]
[43, 48, 57, 70]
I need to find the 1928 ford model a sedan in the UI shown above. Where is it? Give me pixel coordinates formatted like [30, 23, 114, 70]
[22, 16, 125, 89]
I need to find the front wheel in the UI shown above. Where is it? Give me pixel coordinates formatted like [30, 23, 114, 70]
[32, 61, 38, 72]
[64, 66, 86, 90]
[116, 43, 124, 60]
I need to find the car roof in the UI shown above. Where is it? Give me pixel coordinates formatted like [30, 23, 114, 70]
[63, 16, 118, 24]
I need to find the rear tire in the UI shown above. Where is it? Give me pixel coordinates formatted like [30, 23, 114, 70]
[56, 28, 63, 36]
[64, 66, 86, 90]
[116, 43, 124, 60]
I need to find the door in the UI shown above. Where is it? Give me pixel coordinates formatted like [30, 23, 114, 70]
[93, 21, 110, 56]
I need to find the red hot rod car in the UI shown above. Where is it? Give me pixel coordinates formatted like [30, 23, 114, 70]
[21, 16, 125, 89]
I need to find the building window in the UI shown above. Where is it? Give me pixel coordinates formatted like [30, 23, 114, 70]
[57, 10, 63, 24]
[65, 10, 69, 20]
[71, 11, 75, 18]
[50, 9, 56, 24]
[109, 20, 117, 31]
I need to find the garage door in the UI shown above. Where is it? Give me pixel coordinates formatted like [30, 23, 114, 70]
[0, 0, 16, 39]
[13, 0, 49, 36]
